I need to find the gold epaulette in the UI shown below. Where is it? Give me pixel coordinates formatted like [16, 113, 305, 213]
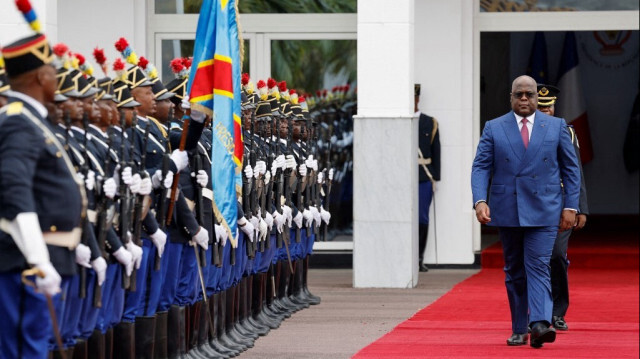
[5, 101, 24, 115]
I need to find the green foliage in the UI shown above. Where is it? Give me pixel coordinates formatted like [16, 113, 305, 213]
[271, 40, 356, 94]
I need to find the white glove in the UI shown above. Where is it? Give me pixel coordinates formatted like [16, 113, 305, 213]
[305, 157, 317, 171]
[112, 246, 134, 276]
[272, 211, 286, 233]
[139, 174, 152, 195]
[214, 224, 228, 247]
[244, 165, 254, 180]
[91, 257, 107, 286]
[293, 211, 303, 228]
[190, 109, 205, 123]
[193, 169, 208, 188]
[129, 173, 141, 194]
[328, 168, 334, 181]
[249, 216, 260, 234]
[121, 166, 133, 185]
[35, 262, 62, 296]
[85, 170, 96, 191]
[264, 211, 274, 230]
[258, 217, 268, 241]
[149, 229, 167, 258]
[282, 205, 293, 226]
[302, 209, 313, 226]
[264, 171, 271, 185]
[255, 161, 266, 177]
[181, 96, 191, 110]
[285, 155, 296, 169]
[320, 207, 331, 225]
[330, 135, 337, 144]
[192, 227, 209, 250]
[317, 172, 324, 184]
[170, 150, 189, 172]
[238, 217, 255, 242]
[103, 177, 117, 199]
[310, 206, 321, 227]
[75, 243, 92, 268]
[152, 169, 173, 189]
[298, 163, 307, 177]
[126, 240, 143, 270]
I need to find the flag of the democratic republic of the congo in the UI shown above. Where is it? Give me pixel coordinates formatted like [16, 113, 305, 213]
[187, 0, 243, 243]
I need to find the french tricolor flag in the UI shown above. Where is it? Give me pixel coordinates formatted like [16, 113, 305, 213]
[556, 31, 594, 164]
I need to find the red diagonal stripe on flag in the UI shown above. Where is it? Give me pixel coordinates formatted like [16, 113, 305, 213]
[213, 56, 233, 97]
[190, 60, 214, 101]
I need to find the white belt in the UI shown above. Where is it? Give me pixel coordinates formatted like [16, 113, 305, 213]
[417, 157, 432, 165]
[202, 188, 213, 201]
[43, 227, 82, 249]
[87, 210, 97, 224]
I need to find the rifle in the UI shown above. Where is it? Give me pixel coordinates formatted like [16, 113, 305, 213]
[117, 111, 131, 290]
[320, 136, 332, 242]
[192, 152, 208, 267]
[294, 120, 306, 244]
[274, 116, 284, 249]
[259, 119, 271, 250]
[242, 130, 256, 259]
[93, 133, 113, 308]
[78, 113, 91, 299]
[304, 118, 313, 238]
[155, 131, 171, 271]
[283, 116, 297, 244]
[249, 117, 262, 253]
[127, 114, 144, 292]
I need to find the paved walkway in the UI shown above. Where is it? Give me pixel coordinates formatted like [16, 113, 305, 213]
[239, 268, 478, 358]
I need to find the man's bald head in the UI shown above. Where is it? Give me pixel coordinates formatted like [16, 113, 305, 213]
[510, 75, 538, 117]
[511, 75, 537, 92]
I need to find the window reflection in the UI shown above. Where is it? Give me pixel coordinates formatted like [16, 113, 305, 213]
[155, 0, 356, 14]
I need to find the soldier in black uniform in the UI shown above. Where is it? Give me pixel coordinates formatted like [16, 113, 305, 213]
[415, 84, 441, 272]
[536, 84, 589, 331]
[0, 32, 85, 359]
[0, 59, 10, 107]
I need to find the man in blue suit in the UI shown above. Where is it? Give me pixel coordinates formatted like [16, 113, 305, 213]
[471, 75, 580, 348]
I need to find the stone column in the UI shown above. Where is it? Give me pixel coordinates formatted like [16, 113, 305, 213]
[353, 0, 418, 288]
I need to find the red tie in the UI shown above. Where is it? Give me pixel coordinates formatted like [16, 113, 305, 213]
[521, 118, 529, 149]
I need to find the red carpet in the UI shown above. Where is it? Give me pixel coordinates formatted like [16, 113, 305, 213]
[354, 232, 639, 358]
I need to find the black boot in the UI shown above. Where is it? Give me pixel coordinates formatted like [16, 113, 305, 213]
[155, 311, 169, 359]
[234, 278, 259, 340]
[289, 260, 310, 308]
[217, 290, 245, 352]
[303, 255, 321, 304]
[194, 299, 223, 358]
[185, 302, 206, 359]
[208, 293, 238, 357]
[87, 330, 105, 359]
[113, 322, 135, 359]
[252, 272, 279, 330]
[248, 274, 271, 335]
[72, 339, 87, 359]
[239, 276, 267, 336]
[167, 305, 187, 359]
[224, 286, 253, 349]
[418, 224, 429, 272]
[134, 316, 156, 359]
[104, 327, 113, 359]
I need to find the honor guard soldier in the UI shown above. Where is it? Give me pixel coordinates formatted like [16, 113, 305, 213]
[0, 56, 10, 107]
[0, 20, 86, 359]
[537, 84, 589, 332]
[415, 84, 441, 272]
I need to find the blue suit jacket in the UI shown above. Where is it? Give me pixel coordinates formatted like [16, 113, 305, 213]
[471, 110, 580, 227]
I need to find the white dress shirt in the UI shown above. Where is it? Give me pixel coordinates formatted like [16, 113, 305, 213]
[514, 112, 535, 141]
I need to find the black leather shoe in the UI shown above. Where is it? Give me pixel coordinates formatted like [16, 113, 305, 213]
[530, 322, 556, 348]
[506, 333, 528, 346]
[419, 263, 429, 272]
[553, 316, 568, 331]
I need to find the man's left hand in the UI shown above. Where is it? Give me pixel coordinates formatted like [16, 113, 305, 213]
[574, 214, 587, 230]
[559, 210, 576, 232]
